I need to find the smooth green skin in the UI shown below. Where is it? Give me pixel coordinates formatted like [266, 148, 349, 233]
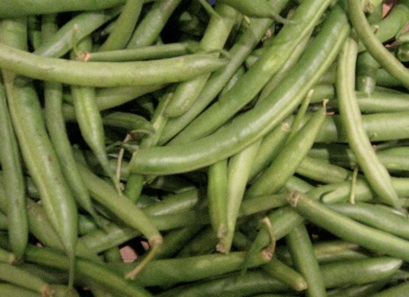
[0, 45, 227, 87]
[126, 0, 182, 48]
[207, 159, 229, 250]
[356, 50, 379, 94]
[98, 0, 143, 51]
[0, 17, 29, 263]
[0, 284, 41, 297]
[336, 37, 399, 208]
[246, 105, 326, 198]
[1, 18, 78, 286]
[169, 0, 333, 145]
[327, 202, 409, 240]
[165, 3, 239, 117]
[286, 224, 327, 297]
[262, 257, 308, 292]
[25, 245, 153, 297]
[128, 6, 350, 175]
[0, 0, 126, 18]
[288, 191, 409, 263]
[248, 120, 291, 181]
[347, 0, 409, 90]
[296, 155, 351, 185]
[42, 15, 100, 225]
[155, 271, 289, 297]
[158, 8, 280, 144]
[76, 162, 163, 248]
[34, 8, 121, 58]
[89, 42, 195, 61]
[322, 257, 402, 289]
[0, 79, 28, 260]
[110, 251, 271, 287]
[0, 263, 52, 296]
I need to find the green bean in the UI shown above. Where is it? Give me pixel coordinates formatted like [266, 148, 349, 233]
[246, 105, 326, 198]
[155, 270, 289, 297]
[158, 7, 281, 144]
[276, 240, 367, 266]
[0, 284, 42, 297]
[98, 0, 143, 51]
[34, 8, 121, 58]
[42, 15, 101, 226]
[71, 37, 122, 193]
[336, 36, 399, 208]
[372, 280, 409, 297]
[327, 202, 409, 240]
[164, 3, 239, 117]
[177, 226, 218, 257]
[0, 0, 127, 18]
[128, 5, 349, 175]
[169, 0, 331, 144]
[207, 159, 229, 252]
[284, 176, 315, 194]
[0, 68, 28, 260]
[102, 112, 154, 134]
[321, 257, 402, 289]
[286, 223, 327, 297]
[63, 84, 165, 121]
[76, 161, 163, 249]
[0, 263, 54, 296]
[356, 50, 379, 94]
[126, 0, 182, 48]
[362, 1, 409, 52]
[296, 155, 351, 184]
[27, 15, 41, 50]
[25, 244, 153, 297]
[88, 41, 196, 61]
[0, 45, 228, 87]
[262, 257, 308, 292]
[327, 281, 388, 297]
[1, 18, 78, 286]
[110, 250, 271, 287]
[224, 141, 260, 253]
[248, 120, 292, 181]
[287, 191, 409, 263]
[347, 0, 409, 90]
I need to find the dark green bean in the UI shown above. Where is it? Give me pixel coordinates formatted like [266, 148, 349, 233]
[0, 45, 228, 87]
[296, 156, 351, 184]
[286, 223, 327, 297]
[128, 6, 349, 175]
[372, 280, 409, 297]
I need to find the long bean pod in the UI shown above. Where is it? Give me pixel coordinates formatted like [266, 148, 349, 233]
[0, 45, 227, 87]
[128, 5, 349, 175]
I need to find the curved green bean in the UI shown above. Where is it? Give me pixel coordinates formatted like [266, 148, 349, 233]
[336, 36, 399, 208]
[0, 45, 227, 87]
[347, 0, 409, 90]
[128, 5, 349, 175]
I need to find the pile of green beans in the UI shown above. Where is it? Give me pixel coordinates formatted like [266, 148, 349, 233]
[0, 0, 409, 296]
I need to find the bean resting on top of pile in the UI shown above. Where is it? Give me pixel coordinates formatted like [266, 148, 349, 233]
[0, 0, 409, 296]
